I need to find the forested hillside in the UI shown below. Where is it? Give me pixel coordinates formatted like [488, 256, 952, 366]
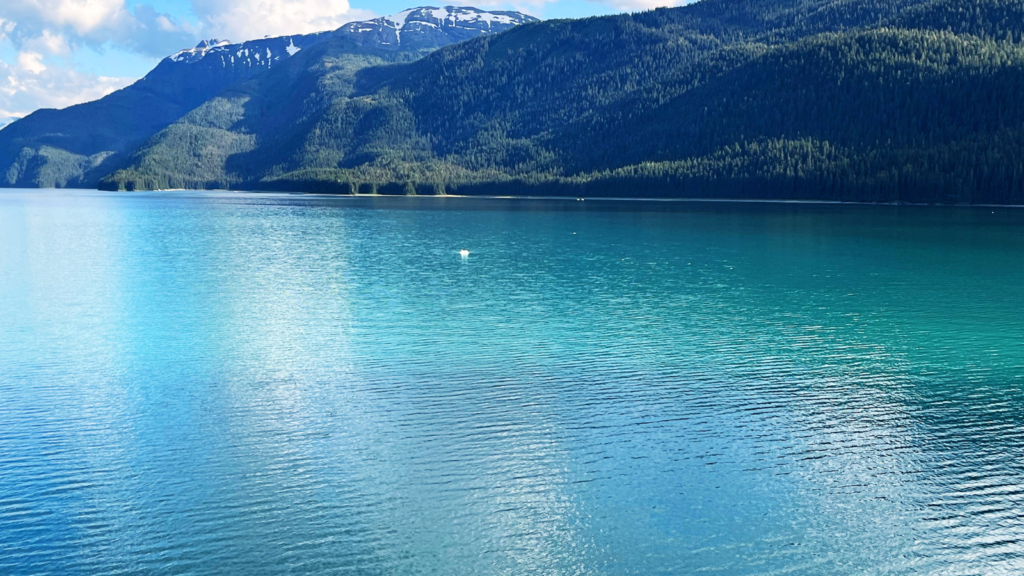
[17, 0, 1024, 203]
[0, 7, 534, 189]
[99, 0, 1024, 203]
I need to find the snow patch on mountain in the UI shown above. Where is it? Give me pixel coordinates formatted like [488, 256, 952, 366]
[170, 39, 231, 63]
[384, 9, 415, 29]
[370, 6, 525, 31]
[161, 7, 537, 70]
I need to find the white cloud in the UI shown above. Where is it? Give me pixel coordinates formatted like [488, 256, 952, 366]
[0, 0, 195, 115]
[0, 18, 15, 42]
[24, 29, 72, 55]
[0, 56, 132, 116]
[0, 0, 196, 57]
[16, 52, 47, 74]
[2, 0, 129, 42]
[155, 14, 178, 33]
[47, 0, 127, 35]
[190, 0, 369, 41]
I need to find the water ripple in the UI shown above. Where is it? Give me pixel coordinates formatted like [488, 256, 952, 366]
[2, 192, 1024, 574]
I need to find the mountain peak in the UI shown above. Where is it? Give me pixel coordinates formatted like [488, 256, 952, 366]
[163, 6, 535, 64]
[378, 6, 532, 30]
[0, 4, 540, 189]
[170, 39, 233, 63]
[347, 5, 538, 32]
[196, 39, 231, 49]
[337, 6, 537, 48]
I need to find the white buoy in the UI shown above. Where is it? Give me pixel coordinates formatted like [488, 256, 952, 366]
[460, 249, 470, 257]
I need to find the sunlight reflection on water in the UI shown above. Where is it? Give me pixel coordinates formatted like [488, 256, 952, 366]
[1, 190, 1024, 575]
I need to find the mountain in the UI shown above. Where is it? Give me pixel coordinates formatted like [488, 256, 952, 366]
[0, 118, 17, 130]
[7, 0, 1024, 204]
[95, 0, 1024, 204]
[335, 7, 539, 50]
[0, 7, 536, 189]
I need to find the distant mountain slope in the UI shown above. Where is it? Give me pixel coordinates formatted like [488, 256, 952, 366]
[0, 6, 536, 189]
[102, 0, 1024, 204]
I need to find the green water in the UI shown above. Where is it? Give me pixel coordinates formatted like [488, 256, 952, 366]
[1, 190, 1023, 575]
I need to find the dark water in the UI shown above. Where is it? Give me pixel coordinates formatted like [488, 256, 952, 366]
[2, 190, 1024, 575]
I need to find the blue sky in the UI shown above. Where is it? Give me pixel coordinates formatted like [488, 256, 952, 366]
[0, 0, 678, 119]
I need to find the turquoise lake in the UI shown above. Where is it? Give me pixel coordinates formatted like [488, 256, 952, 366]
[2, 190, 1024, 575]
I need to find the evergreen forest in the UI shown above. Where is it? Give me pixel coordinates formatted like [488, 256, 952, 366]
[10, 0, 1024, 204]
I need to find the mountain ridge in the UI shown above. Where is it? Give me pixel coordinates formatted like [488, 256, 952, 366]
[6, 0, 1024, 204]
[0, 6, 536, 189]
[102, 0, 1024, 204]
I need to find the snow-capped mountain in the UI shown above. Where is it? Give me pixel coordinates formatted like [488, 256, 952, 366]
[0, 6, 538, 189]
[156, 6, 536, 78]
[163, 34, 329, 69]
[337, 7, 538, 50]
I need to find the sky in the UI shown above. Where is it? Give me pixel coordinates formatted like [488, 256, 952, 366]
[0, 0, 687, 119]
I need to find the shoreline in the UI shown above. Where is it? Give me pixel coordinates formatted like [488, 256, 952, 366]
[7, 187, 1024, 209]
[282, 192, 1024, 209]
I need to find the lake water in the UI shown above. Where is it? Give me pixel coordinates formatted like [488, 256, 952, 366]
[2, 190, 1024, 575]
